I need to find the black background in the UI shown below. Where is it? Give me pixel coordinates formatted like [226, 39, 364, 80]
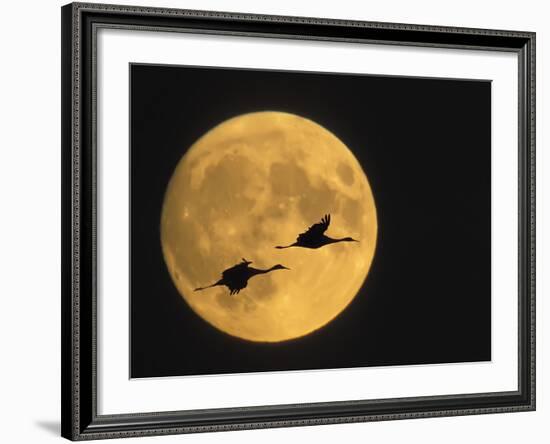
[130, 64, 491, 378]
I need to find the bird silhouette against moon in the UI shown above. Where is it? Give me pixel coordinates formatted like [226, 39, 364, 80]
[195, 258, 289, 295]
[161, 111, 377, 342]
[275, 214, 358, 249]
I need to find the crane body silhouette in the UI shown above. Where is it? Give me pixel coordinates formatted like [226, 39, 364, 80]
[275, 214, 358, 249]
[194, 258, 289, 295]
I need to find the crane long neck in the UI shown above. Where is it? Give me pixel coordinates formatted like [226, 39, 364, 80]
[249, 266, 277, 276]
[325, 236, 347, 244]
[250, 265, 284, 276]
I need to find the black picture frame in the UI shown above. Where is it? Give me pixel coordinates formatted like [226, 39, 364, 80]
[61, 2, 536, 440]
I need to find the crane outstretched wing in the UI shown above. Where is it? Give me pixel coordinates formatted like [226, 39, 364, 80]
[296, 214, 331, 243]
[221, 259, 251, 280]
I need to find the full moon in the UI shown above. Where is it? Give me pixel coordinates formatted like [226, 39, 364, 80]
[161, 111, 377, 342]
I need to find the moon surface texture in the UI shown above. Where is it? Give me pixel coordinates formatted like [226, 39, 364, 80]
[161, 112, 377, 342]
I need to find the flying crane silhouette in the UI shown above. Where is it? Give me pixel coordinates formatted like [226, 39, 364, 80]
[194, 258, 289, 295]
[275, 214, 358, 250]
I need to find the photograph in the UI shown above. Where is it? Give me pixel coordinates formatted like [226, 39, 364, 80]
[58, 2, 537, 439]
[0, 0, 545, 442]
[130, 64, 492, 378]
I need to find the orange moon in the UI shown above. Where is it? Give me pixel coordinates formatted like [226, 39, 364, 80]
[161, 111, 377, 342]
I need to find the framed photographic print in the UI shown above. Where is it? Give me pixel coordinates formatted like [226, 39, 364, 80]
[61, 2, 536, 440]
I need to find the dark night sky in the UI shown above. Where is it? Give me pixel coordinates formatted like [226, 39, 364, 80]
[130, 63, 491, 378]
